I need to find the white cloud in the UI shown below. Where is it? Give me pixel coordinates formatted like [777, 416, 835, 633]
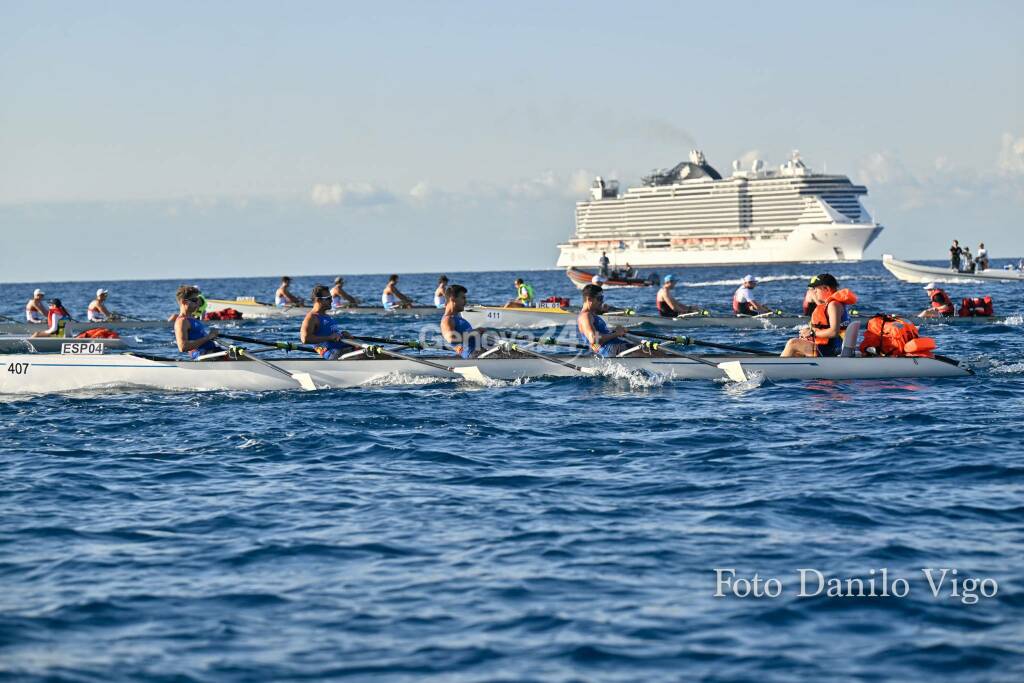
[737, 149, 762, 170]
[310, 182, 395, 207]
[998, 132, 1024, 175]
[409, 181, 431, 200]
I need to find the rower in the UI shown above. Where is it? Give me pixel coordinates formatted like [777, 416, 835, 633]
[331, 276, 360, 309]
[87, 288, 114, 322]
[578, 284, 630, 356]
[802, 276, 819, 317]
[781, 273, 858, 358]
[275, 276, 304, 307]
[31, 298, 72, 338]
[440, 284, 490, 358]
[505, 278, 536, 308]
[656, 275, 698, 317]
[301, 285, 355, 359]
[174, 285, 220, 359]
[732, 275, 769, 316]
[433, 275, 449, 309]
[382, 274, 414, 310]
[919, 282, 954, 318]
[25, 289, 46, 324]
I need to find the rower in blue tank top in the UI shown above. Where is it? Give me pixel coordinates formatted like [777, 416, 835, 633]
[577, 284, 630, 357]
[301, 285, 355, 359]
[174, 285, 220, 359]
[440, 283, 490, 359]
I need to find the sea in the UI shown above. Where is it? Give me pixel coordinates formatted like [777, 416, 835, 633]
[2, 260, 1023, 682]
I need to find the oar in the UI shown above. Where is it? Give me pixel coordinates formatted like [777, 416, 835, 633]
[214, 340, 318, 391]
[0, 313, 18, 323]
[627, 331, 774, 356]
[218, 332, 319, 354]
[481, 335, 592, 375]
[347, 341, 490, 383]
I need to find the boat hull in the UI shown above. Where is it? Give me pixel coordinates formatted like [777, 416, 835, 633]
[882, 254, 1024, 284]
[0, 353, 971, 394]
[0, 337, 128, 353]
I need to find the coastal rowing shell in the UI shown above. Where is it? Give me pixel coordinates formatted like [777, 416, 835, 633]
[0, 320, 173, 335]
[0, 337, 128, 354]
[882, 254, 1024, 284]
[0, 352, 971, 394]
[205, 298, 442, 318]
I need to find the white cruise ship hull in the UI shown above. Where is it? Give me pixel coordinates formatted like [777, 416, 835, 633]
[557, 222, 882, 268]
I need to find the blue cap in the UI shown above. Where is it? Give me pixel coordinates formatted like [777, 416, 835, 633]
[663, 274, 677, 284]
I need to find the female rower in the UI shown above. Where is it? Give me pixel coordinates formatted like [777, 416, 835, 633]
[434, 275, 449, 309]
[381, 274, 414, 310]
[781, 274, 857, 358]
[25, 289, 46, 323]
[174, 285, 220, 359]
[87, 288, 113, 322]
[331, 276, 360, 309]
[31, 298, 72, 338]
[578, 284, 630, 356]
[440, 284, 489, 358]
[301, 285, 355, 359]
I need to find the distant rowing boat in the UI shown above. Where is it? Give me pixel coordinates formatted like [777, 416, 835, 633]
[565, 268, 656, 289]
[0, 320, 172, 335]
[0, 352, 971, 394]
[205, 298, 442, 318]
[0, 337, 128, 354]
[882, 254, 1024, 284]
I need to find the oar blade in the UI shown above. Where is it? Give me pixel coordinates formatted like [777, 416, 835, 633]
[292, 372, 318, 391]
[717, 361, 749, 383]
[453, 366, 491, 384]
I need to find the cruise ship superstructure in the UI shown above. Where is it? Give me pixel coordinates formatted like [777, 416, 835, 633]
[556, 151, 883, 268]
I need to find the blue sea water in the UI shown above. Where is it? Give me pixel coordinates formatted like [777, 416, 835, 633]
[2, 261, 1023, 682]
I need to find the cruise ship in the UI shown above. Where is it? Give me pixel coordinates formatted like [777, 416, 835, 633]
[556, 150, 883, 268]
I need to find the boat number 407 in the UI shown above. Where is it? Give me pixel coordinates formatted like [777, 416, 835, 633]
[7, 363, 29, 375]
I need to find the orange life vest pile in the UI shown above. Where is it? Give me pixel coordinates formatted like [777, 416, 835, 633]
[859, 315, 936, 357]
[204, 308, 243, 321]
[75, 328, 120, 339]
[958, 296, 994, 317]
[541, 296, 571, 309]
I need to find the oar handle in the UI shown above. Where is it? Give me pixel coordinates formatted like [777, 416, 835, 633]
[217, 332, 319, 354]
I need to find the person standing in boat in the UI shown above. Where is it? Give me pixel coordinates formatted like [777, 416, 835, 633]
[598, 251, 610, 277]
[976, 243, 989, 271]
[950, 240, 962, 271]
[962, 246, 975, 273]
[919, 283, 954, 318]
[732, 275, 770, 316]
[433, 276, 449, 309]
[275, 276, 304, 307]
[656, 275, 699, 317]
[578, 284, 630, 357]
[331, 277, 360, 309]
[174, 285, 219, 359]
[301, 285, 356, 359]
[505, 278, 535, 308]
[781, 274, 857, 358]
[25, 289, 46, 324]
[31, 298, 73, 338]
[440, 284, 491, 358]
[381, 274, 414, 310]
[87, 288, 115, 322]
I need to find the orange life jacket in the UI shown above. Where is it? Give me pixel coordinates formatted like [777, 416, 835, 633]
[930, 289, 954, 315]
[958, 296, 994, 317]
[859, 315, 936, 357]
[76, 327, 120, 339]
[809, 289, 858, 346]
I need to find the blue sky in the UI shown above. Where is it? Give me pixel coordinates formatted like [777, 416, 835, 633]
[1, 1, 1021, 281]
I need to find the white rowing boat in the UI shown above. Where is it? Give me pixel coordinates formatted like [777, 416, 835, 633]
[0, 351, 970, 394]
[0, 320, 172, 335]
[205, 297, 442, 318]
[882, 254, 1024, 284]
[0, 337, 128, 354]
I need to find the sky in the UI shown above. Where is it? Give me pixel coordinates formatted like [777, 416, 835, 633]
[1, 0, 1021, 282]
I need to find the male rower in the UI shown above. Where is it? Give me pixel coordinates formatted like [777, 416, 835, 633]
[275, 276, 304, 307]
[919, 282, 954, 318]
[331, 276, 360, 308]
[174, 285, 220, 359]
[382, 274, 414, 310]
[31, 298, 72, 338]
[732, 275, 769, 316]
[656, 275, 699, 317]
[781, 273, 857, 358]
[301, 285, 355, 359]
[434, 275, 449, 308]
[578, 284, 630, 357]
[441, 284, 491, 358]
[802, 276, 819, 317]
[87, 288, 115, 322]
[505, 278, 536, 308]
[25, 289, 46, 323]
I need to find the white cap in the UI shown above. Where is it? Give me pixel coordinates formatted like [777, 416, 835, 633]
[743, 274, 757, 284]
[33, 288, 44, 296]
[923, 282, 937, 290]
[96, 288, 109, 297]
[591, 275, 607, 285]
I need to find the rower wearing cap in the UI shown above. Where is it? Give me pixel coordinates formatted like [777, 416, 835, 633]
[25, 289, 46, 324]
[31, 298, 72, 338]
[433, 275, 449, 308]
[732, 275, 769, 316]
[578, 284, 630, 356]
[505, 278, 536, 308]
[440, 284, 490, 358]
[87, 288, 114, 322]
[782, 273, 858, 358]
[330, 276, 360, 309]
[919, 282, 954, 318]
[301, 285, 356, 359]
[802, 276, 819, 317]
[275, 276, 304, 308]
[382, 274, 414, 310]
[174, 285, 219, 359]
[656, 275, 699, 317]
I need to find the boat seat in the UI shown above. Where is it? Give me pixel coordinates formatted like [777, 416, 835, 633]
[840, 321, 861, 357]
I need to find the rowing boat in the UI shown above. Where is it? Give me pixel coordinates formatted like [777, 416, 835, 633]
[0, 337, 128, 353]
[882, 254, 1024, 284]
[0, 351, 970, 393]
[205, 298, 442, 318]
[458, 306, 1021, 330]
[0, 320, 172, 335]
[566, 267, 655, 289]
